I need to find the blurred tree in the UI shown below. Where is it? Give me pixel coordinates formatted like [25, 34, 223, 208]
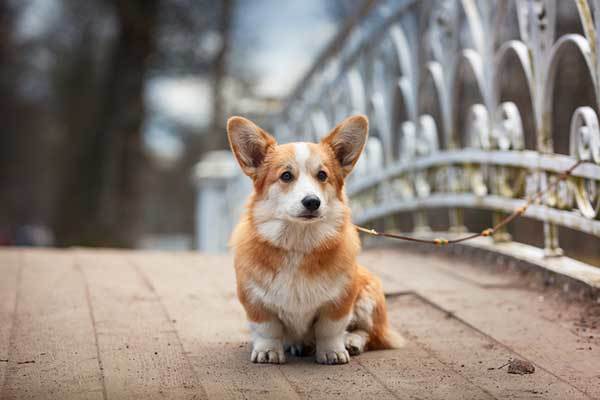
[51, 0, 116, 246]
[91, 0, 160, 247]
[0, 1, 19, 237]
[140, 0, 237, 244]
[211, 0, 233, 149]
[52, 0, 236, 247]
[52, 0, 159, 247]
[0, 1, 57, 243]
[2, 0, 247, 247]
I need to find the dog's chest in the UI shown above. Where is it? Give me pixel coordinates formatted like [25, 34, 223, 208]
[249, 252, 348, 334]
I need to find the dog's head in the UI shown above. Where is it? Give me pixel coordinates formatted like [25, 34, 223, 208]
[227, 115, 368, 250]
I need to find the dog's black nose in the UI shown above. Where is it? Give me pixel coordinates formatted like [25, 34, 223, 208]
[301, 195, 321, 211]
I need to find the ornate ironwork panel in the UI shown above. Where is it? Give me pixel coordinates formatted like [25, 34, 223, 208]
[269, 0, 600, 256]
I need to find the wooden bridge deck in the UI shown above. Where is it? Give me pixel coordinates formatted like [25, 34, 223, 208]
[0, 247, 599, 399]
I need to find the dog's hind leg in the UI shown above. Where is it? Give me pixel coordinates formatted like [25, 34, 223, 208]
[344, 330, 368, 355]
[285, 342, 315, 357]
[351, 265, 406, 352]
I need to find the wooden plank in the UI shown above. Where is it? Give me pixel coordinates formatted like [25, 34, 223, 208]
[137, 252, 490, 400]
[279, 357, 400, 400]
[368, 248, 599, 398]
[133, 252, 300, 400]
[358, 341, 494, 399]
[128, 252, 245, 344]
[78, 250, 203, 400]
[3, 247, 595, 398]
[388, 294, 590, 399]
[358, 250, 412, 294]
[1, 250, 104, 400]
[360, 247, 516, 291]
[418, 255, 521, 288]
[0, 250, 21, 392]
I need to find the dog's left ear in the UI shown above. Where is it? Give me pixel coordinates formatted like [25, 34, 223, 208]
[227, 116, 277, 177]
[321, 115, 368, 176]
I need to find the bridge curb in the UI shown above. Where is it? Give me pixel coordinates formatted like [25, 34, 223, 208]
[364, 233, 600, 302]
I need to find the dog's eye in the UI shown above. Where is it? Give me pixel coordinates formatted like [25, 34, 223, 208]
[317, 170, 328, 182]
[280, 171, 293, 182]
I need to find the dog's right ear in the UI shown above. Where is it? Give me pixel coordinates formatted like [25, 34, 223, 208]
[227, 116, 277, 177]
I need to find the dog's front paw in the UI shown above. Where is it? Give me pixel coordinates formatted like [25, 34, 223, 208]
[251, 349, 285, 364]
[316, 348, 350, 365]
[251, 339, 285, 364]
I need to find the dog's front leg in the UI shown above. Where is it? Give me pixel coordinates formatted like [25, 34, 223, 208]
[250, 318, 286, 364]
[314, 311, 352, 365]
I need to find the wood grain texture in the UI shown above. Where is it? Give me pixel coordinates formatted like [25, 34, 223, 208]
[1, 250, 103, 400]
[389, 294, 590, 399]
[0, 250, 21, 393]
[1, 247, 598, 399]
[367, 248, 599, 398]
[278, 356, 401, 400]
[134, 252, 301, 400]
[78, 250, 204, 400]
[135, 252, 494, 400]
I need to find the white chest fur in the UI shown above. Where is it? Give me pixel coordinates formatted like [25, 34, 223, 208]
[247, 251, 349, 339]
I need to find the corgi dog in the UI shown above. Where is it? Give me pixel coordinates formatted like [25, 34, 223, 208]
[227, 115, 404, 365]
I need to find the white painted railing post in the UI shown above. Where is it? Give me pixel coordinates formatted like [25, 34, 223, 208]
[192, 151, 240, 252]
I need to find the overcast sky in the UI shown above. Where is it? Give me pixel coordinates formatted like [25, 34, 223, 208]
[232, 0, 337, 98]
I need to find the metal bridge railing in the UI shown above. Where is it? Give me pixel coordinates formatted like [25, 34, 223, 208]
[264, 0, 600, 259]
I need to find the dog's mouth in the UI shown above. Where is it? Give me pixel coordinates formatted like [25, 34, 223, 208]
[295, 213, 323, 222]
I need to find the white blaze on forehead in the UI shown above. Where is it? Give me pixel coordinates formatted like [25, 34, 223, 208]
[292, 143, 320, 198]
[294, 142, 311, 170]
